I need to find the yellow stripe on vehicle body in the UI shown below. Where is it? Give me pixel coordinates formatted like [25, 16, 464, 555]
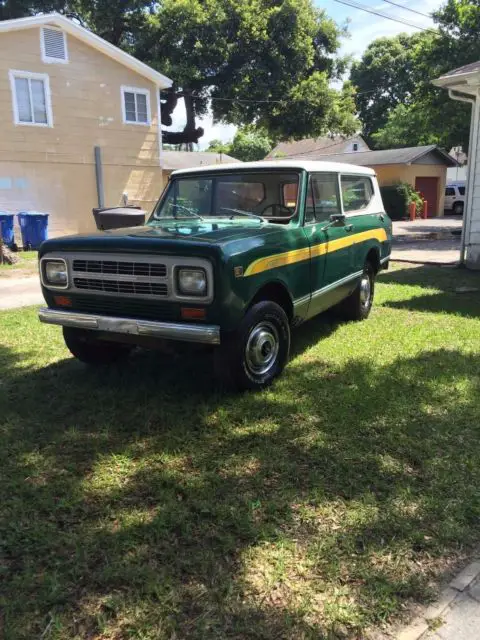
[244, 228, 388, 277]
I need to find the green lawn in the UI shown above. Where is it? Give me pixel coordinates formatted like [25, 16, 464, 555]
[1, 263, 480, 639]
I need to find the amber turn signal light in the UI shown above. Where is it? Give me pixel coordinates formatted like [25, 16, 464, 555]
[181, 307, 206, 320]
[53, 295, 72, 307]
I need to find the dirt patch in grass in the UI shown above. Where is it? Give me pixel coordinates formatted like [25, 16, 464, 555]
[1, 263, 480, 639]
[0, 251, 38, 279]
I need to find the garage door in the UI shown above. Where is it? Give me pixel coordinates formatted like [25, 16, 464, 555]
[415, 177, 438, 217]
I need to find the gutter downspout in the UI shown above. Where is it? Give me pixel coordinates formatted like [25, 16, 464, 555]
[448, 89, 477, 266]
[157, 87, 163, 169]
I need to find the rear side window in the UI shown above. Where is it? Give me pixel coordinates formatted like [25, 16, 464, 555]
[459, 186, 465, 196]
[341, 175, 374, 212]
[445, 187, 455, 196]
[310, 173, 341, 222]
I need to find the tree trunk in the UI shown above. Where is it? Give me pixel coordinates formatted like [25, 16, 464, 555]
[0, 237, 19, 265]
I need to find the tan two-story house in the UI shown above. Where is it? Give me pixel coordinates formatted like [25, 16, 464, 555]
[0, 13, 172, 238]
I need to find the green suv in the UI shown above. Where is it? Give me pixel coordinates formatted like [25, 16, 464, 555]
[38, 161, 392, 390]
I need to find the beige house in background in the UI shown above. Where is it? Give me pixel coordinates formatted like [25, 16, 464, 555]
[269, 140, 456, 216]
[0, 13, 172, 238]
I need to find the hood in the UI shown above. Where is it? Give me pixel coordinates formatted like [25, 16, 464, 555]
[39, 219, 285, 257]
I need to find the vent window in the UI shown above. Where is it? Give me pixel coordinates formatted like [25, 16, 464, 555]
[41, 27, 68, 63]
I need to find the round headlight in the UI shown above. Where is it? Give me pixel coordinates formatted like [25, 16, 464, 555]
[44, 260, 68, 286]
[177, 268, 206, 296]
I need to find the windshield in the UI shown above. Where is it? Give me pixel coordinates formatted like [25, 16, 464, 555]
[150, 172, 300, 223]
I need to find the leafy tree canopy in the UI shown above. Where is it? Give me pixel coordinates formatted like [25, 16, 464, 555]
[350, 0, 480, 151]
[207, 127, 273, 161]
[1, 0, 357, 145]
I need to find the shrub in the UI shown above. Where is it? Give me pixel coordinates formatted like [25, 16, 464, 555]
[380, 182, 424, 220]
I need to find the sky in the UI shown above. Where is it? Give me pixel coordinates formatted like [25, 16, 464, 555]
[168, 0, 446, 149]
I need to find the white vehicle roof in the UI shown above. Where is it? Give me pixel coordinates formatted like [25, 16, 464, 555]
[171, 159, 376, 177]
[447, 181, 466, 186]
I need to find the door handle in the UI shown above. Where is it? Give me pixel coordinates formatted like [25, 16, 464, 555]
[345, 224, 353, 232]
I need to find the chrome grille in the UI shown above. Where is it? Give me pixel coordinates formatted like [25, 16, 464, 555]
[73, 259, 166, 278]
[73, 278, 168, 297]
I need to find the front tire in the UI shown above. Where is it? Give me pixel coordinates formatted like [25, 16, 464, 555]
[214, 301, 290, 391]
[335, 262, 375, 321]
[453, 202, 464, 215]
[63, 327, 132, 365]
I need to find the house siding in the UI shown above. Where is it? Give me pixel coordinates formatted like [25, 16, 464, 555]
[466, 91, 480, 267]
[0, 25, 164, 238]
[373, 164, 446, 215]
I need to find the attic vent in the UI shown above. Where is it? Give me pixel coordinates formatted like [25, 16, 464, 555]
[41, 27, 68, 63]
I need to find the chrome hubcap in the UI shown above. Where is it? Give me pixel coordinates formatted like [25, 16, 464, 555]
[360, 274, 371, 307]
[245, 321, 279, 376]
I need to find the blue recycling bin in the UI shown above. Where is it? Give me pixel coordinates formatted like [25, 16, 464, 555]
[17, 211, 49, 249]
[0, 212, 15, 247]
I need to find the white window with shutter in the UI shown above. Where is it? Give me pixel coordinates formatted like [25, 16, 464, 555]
[9, 70, 53, 127]
[121, 86, 151, 125]
[40, 27, 68, 63]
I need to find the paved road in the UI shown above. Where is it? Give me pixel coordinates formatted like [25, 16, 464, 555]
[0, 276, 43, 310]
[391, 216, 462, 265]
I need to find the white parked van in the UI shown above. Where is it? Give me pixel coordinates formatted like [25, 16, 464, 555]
[444, 182, 466, 215]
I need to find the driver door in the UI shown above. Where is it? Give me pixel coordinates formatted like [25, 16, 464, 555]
[304, 172, 352, 317]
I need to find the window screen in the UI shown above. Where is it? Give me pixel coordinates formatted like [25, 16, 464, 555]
[310, 173, 340, 221]
[12, 74, 49, 125]
[341, 176, 373, 212]
[122, 88, 150, 124]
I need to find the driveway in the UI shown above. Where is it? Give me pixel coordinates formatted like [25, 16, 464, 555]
[0, 276, 43, 310]
[391, 216, 462, 264]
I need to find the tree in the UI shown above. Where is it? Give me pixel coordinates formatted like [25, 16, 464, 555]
[229, 128, 272, 162]
[206, 139, 232, 155]
[350, 33, 427, 145]
[137, 0, 356, 144]
[350, 1, 480, 151]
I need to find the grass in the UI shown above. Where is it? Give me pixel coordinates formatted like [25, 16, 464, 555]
[0, 251, 38, 278]
[1, 262, 480, 639]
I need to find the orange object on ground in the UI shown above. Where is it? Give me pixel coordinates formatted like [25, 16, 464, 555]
[422, 200, 428, 219]
[409, 202, 416, 221]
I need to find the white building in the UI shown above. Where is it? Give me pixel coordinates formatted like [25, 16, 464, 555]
[434, 62, 480, 269]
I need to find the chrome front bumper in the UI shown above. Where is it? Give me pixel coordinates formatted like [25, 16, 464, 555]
[38, 307, 221, 345]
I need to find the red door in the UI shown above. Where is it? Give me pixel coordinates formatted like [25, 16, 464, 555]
[415, 177, 438, 217]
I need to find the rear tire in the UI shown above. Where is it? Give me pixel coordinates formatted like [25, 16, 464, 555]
[214, 301, 290, 391]
[453, 202, 464, 215]
[63, 327, 132, 365]
[335, 262, 375, 321]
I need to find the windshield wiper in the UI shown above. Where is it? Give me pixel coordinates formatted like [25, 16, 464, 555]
[169, 203, 204, 221]
[220, 207, 265, 222]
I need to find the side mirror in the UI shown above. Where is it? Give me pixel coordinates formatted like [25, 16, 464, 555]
[329, 213, 346, 225]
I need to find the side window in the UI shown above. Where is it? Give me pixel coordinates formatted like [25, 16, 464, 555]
[310, 173, 340, 222]
[341, 175, 373, 212]
[445, 187, 455, 196]
[9, 70, 52, 127]
[459, 186, 466, 196]
[282, 182, 298, 208]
